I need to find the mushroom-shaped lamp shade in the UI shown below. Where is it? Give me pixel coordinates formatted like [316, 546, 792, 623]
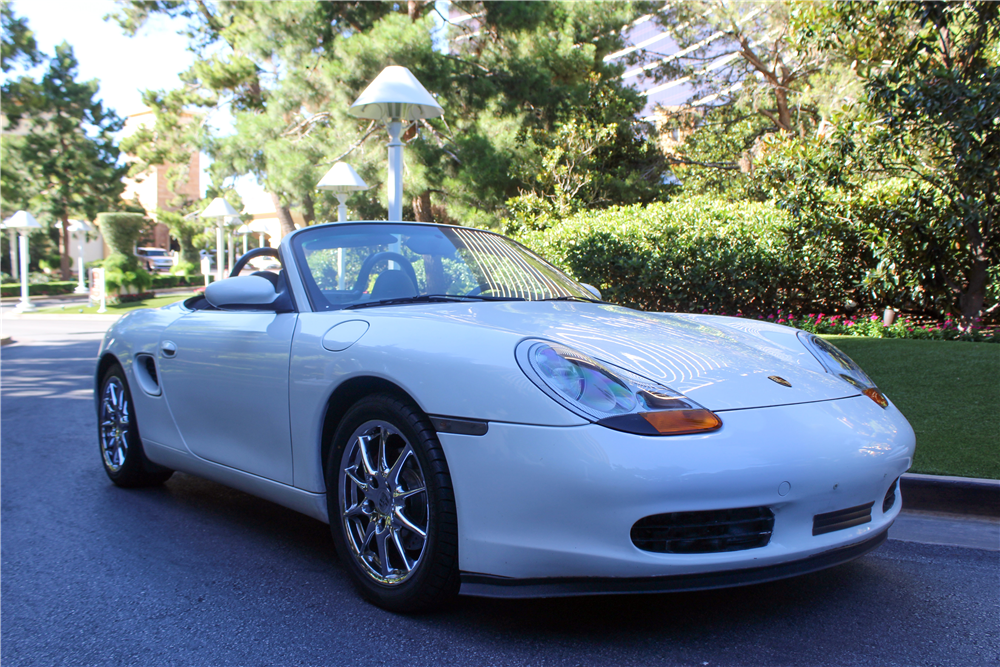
[2, 210, 41, 230]
[67, 219, 93, 233]
[316, 162, 370, 193]
[349, 66, 443, 122]
[199, 197, 240, 219]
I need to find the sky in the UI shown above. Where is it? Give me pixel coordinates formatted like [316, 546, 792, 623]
[3, 0, 267, 201]
[6, 0, 194, 117]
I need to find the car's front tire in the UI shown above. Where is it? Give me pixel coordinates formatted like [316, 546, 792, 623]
[326, 393, 459, 612]
[98, 365, 173, 487]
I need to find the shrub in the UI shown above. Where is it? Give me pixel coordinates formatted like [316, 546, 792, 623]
[96, 212, 147, 256]
[170, 261, 199, 277]
[516, 197, 815, 316]
[100, 253, 152, 293]
[0, 281, 77, 297]
[150, 274, 199, 289]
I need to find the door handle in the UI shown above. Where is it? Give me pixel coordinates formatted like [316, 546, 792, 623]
[160, 340, 177, 358]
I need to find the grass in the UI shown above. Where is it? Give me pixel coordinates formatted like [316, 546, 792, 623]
[824, 336, 1000, 480]
[35, 292, 196, 315]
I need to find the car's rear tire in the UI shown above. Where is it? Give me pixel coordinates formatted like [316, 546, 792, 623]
[98, 365, 173, 488]
[326, 393, 459, 612]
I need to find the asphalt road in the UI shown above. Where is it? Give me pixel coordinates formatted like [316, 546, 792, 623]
[2, 316, 998, 667]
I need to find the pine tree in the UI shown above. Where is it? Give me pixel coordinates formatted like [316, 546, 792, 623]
[4, 43, 127, 279]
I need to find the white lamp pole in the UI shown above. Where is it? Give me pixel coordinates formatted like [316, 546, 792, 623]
[236, 224, 250, 255]
[199, 198, 240, 281]
[2, 211, 41, 312]
[227, 223, 236, 275]
[67, 219, 92, 294]
[348, 66, 443, 221]
[6, 229, 18, 281]
[317, 162, 370, 290]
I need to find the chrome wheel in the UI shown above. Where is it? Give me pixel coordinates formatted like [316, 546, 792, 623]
[339, 420, 429, 586]
[100, 376, 130, 472]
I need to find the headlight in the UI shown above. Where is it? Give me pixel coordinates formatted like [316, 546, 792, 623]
[515, 340, 722, 436]
[797, 332, 889, 409]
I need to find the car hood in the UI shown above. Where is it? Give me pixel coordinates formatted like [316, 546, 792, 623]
[368, 301, 858, 412]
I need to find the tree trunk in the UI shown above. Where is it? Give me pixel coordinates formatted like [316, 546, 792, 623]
[269, 191, 298, 238]
[958, 238, 989, 327]
[774, 87, 792, 133]
[302, 194, 316, 226]
[413, 191, 434, 223]
[60, 217, 71, 280]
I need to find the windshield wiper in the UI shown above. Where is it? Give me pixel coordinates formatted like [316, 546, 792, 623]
[344, 293, 525, 310]
[539, 295, 606, 304]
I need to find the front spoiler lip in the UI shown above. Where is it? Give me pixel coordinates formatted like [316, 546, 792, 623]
[459, 523, 890, 599]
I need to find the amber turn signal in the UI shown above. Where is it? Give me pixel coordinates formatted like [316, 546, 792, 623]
[641, 409, 722, 435]
[863, 388, 889, 409]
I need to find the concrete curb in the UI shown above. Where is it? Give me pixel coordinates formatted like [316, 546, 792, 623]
[5, 313, 122, 321]
[901, 473, 1000, 518]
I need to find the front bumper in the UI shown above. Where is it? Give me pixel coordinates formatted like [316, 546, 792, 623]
[437, 396, 914, 594]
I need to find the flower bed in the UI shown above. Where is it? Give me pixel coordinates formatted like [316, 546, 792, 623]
[752, 311, 997, 343]
[114, 292, 156, 304]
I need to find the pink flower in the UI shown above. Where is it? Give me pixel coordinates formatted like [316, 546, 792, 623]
[767, 314, 775, 320]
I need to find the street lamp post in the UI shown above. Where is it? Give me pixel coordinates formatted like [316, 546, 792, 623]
[317, 162, 370, 289]
[5, 228, 18, 281]
[236, 223, 251, 256]
[2, 210, 42, 312]
[199, 198, 239, 282]
[67, 219, 93, 294]
[348, 66, 442, 221]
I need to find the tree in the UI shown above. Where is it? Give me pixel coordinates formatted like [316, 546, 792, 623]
[3, 43, 127, 280]
[109, 1, 668, 231]
[840, 1, 998, 324]
[649, 0, 858, 188]
[1, 0, 41, 73]
[775, 0, 999, 325]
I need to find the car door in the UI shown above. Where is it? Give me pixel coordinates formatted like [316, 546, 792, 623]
[157, 309, 297, 485]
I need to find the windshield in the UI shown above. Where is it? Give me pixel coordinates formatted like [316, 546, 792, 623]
[141, 249, 166, 257]
[290, 222, 595, 311]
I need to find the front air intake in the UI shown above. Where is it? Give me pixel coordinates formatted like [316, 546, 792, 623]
[883, 478, 899, 513]
[813, 502, 874, 536]
[631, 507, 774, 554]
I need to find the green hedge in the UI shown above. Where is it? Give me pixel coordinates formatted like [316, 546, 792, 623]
[2, 275, 199, 298]
[1, 281, 78, 298]
[151, 274, 201, 289]
[517, 197, 816, 316]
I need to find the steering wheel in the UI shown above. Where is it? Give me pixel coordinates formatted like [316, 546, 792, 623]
[230, 247, 281, 277]
[353, 251, 419, 293]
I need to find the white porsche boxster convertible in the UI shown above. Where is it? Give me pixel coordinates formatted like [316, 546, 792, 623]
[96, 221, 915, 611]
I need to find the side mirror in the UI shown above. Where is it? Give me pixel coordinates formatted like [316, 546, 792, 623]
[205, 275, 279, 310]
[581, 283, 602, 300]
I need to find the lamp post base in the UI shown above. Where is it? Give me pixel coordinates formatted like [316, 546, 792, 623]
[14, 299, 36, 313]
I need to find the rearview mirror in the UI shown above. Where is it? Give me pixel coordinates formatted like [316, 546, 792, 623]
[581, 283, 602, 300]
[205, 275, 279, 310]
